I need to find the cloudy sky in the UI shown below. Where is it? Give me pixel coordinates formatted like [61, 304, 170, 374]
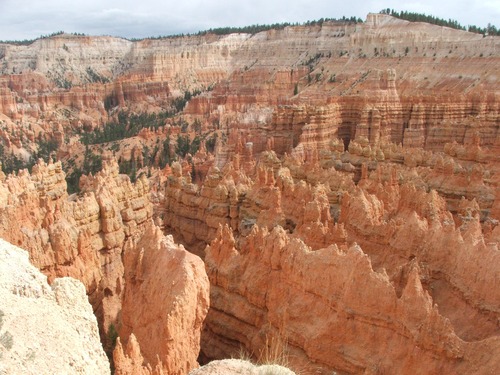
[0, 0, 498, 41]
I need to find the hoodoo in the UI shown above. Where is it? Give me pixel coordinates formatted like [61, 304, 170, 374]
[0, 11, 499, 374]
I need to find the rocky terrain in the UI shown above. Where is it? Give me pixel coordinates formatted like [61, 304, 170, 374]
[0, 238, 109, 374]
[0, 12, 499, 375]
[189, 359, 296, 375]
[0, 157, 209, 373]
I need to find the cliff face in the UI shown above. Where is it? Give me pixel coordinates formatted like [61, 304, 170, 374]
[162, 162, 239, 255]
[0, 12, 499, 375]
[0, 156, 152, 330]
[120, 223, 209, 374]
[183, 14, 499, 154]
[0, 157, 209, 374]
[163, 134, 497, 251]
[204, 225, 500, 374]
[0, 238, 110, 374]
[199, 172, 499, 373]
[158, 146, 500, 373]
[1, 14, 499, 155]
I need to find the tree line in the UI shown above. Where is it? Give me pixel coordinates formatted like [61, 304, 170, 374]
[3, 12, 498, 46]
[127, 17, 363, 41]
[0, 31, 87, 46]
[195, 17, 362, 36]
[380, 9, 499, 36]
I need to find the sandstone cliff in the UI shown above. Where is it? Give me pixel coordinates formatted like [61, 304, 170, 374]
[203, 221, 500, 374]
[120, 222, 209, 374]
[0, 157, 209, 374]
[1, 14, 498, 159]
[0, 156, 153, 332]
[0, 12, 499, 375]
[0, 238, 110, 374]
[158, 150, 500, 373]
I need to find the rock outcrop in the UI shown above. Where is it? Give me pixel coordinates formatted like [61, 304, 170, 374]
[1, 14, 499, 157]
[0, 157, 153, 331]
[203, 221, 500, 374]
[162, 162, 238, 255]
[113, 334, 164, 375]
[158, 150, 500, 373]
[120, 222, 210, 374]
[189, 360, 295, 375]
[0, 12, 499, 375]
[0, 238, 110, 374]
[0, 157, 210, 374]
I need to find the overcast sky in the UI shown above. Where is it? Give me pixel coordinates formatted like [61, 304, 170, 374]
[0, 0, 498, 41]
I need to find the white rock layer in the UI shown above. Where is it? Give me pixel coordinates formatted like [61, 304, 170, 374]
[0, 238, 110, 375]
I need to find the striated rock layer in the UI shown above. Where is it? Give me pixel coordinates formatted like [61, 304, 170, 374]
[0, 157, 210, 374]
[113, 334, 164, 375]
[0, 12, 499, 375]
[0, 14, 499, 157]
[0, 238, 110, 374]
[203, 219, 500, 374]
[0, 156, 153, 331]
[120, 222, 210, 374]
[158, 150, 500, 374]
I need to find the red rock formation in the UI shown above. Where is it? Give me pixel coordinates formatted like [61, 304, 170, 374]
[0, 157, 210, 374]
[1, 14, 498, 161]
[159, 146, 499, 373]
[120, 222, 209, 374]
[340, 183, 500, 340]
[113, 334, 164, 375]
[0, 14, 499, 375]
[162, 162, 238, 255]
[0, 157, 153, 329]
[203, 221, 500, 374]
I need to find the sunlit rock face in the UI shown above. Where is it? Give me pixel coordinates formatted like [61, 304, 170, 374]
[0, 158, 152, 331]
[0, 238, 110, 375]
[0, 14, 498, 154]
[0, 12, 499, 375]
[0, 159, 210, 374]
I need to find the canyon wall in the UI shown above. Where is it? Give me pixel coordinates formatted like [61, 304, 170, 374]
[0, 12, 499, 375]
[0, 156, 152, 329]
[0, 157, 209, 374]
[159, 149, 499, 373]
[120, 223, 209, 374]
[1, 14, 498, 155]
[204, 222, 500, 374]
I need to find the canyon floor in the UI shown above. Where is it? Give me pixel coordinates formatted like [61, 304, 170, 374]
[0, 13, 499, 374]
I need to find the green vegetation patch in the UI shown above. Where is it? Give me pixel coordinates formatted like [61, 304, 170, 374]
[0, 331, 13, 351]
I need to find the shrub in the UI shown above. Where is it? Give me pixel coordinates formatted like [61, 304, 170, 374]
[0, 331, 13, 350]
